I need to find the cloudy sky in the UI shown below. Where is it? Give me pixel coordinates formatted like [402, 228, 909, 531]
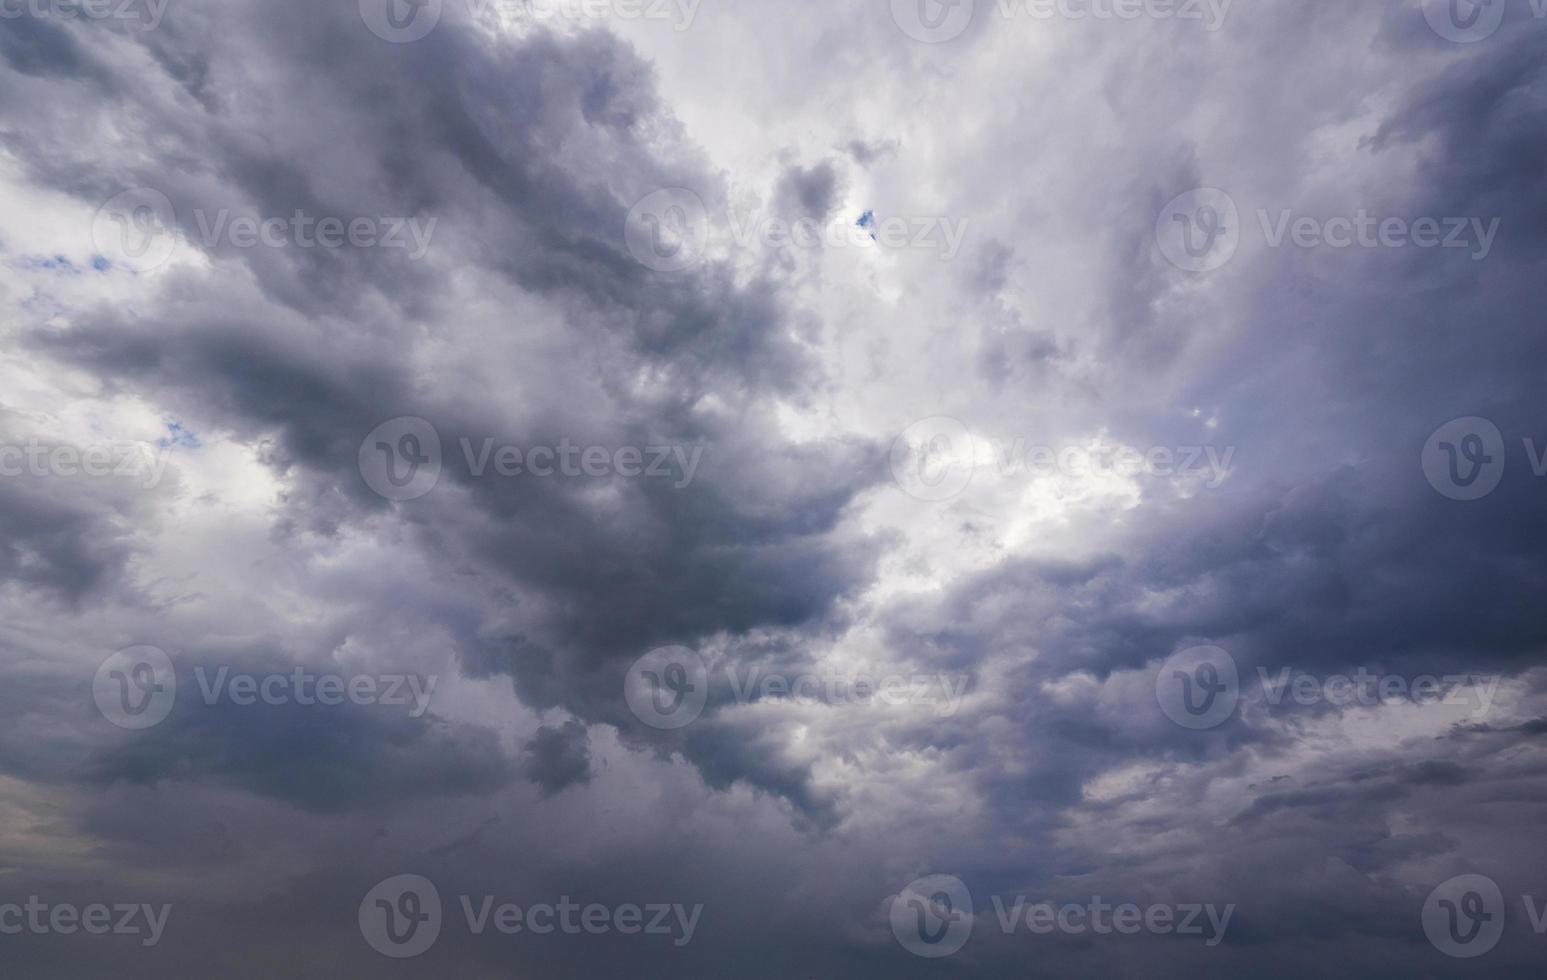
[0, 0, 1545, 975]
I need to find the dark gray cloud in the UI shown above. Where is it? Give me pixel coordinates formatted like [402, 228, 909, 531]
[520, 719, 592, 795]
[0, 0, 1545, 977]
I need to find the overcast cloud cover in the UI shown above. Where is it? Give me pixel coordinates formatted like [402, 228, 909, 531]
[0, 0, 1544, 975]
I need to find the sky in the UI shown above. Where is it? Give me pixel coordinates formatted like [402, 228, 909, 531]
[0, 0, 1545, 976]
